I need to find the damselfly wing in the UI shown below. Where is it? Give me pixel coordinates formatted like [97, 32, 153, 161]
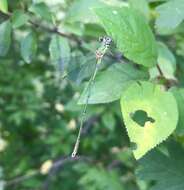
[50, 52, 115, 85]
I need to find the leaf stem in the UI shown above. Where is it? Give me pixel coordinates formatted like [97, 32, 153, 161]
[156, 64, 164, 77]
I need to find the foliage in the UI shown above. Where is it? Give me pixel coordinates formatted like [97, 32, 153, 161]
[79, 63, 148, 104]
[94, 6, 157, 67]
[78, 166, 124, 190]
[0, 0, 184, 190]
[0, 20, 11, 56]
[155, 0, 184, 33]
[136, 141, 184, 190]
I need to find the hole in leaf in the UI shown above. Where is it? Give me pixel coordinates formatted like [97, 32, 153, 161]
[130, 142, 137, 150]
[130, 110, 155, 127]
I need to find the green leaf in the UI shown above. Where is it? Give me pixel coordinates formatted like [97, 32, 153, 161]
[120, 81, 178, 159]
[0, 20, 11, 57]
[136, 141, 184, 190]
[149, 42, 176, 80]
[78, 63, 148, 104]
[94, 6, 157, 67]
[102, 112, 116, 131]
[155, 0, 184, 32]
[0, 0, 8, 13]
[171, 87, 184, 135]
[49, 35, 71, 73]
[66, 0, 105, 23]
[11, 10, 29, 28]
[21, 32, 37, 63]
[129, 0, 149, 20]
[83, 24, 105, 38]
[79, 166, 124, 190]
[29, 2, 53, 22]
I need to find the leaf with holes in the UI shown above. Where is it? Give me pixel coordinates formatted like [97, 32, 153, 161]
[93, 6, 157, 67]
[120, 81, 178, 159]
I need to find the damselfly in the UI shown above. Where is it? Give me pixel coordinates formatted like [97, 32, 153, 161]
[51, 36, 113, 158]
[71, 36, 112, 157]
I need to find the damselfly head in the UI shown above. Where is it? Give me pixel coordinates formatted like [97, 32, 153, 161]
[99, 36, 104, 42]
[104, 37, 112, 45]
[99, 36, 112, 47]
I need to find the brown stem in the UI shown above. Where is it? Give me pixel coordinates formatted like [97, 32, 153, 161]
[5, 156, 91, 188]
[156, 64, 164, 77]
[0, 10, 82, 44]
[28, 20, 82, 44]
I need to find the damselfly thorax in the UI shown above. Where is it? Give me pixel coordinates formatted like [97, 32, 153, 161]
[96, 37, 112, 60]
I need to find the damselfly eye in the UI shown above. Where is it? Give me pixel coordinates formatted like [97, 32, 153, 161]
[105, 37, 112, 45]
[99, 37, 104, 42]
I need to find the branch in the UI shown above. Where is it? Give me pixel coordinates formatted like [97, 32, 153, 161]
[4, 156, 91, 188]
[4, 112, 99, 188]
[28, 20, 82, 44]
[42, 156, 92, 190]
[5, 171, 39, 187]
[0, 10, 82, 44]
[156, 64, 178, 88]
[156, 64, 164, 77]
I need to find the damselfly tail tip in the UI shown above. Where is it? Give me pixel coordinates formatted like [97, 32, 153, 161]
[71, 152, 76, 158]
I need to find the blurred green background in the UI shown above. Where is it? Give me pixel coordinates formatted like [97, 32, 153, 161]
[1, 0, 184, 190]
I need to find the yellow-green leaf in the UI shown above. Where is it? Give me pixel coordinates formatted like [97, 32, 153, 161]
[120, 81, 178, 159]
[0, 0, 8, 13]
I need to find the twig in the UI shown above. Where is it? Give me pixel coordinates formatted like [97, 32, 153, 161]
[0, 10, 82, 44]
[4, 156, 91, 188]
[156, 63, 178, 88]
[42, 156, 92, 190]
[51, 155, 91, 170]
[5, 171, 39, 187]
[156, 64, 164, 77]
[28, 20, 82, 44]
